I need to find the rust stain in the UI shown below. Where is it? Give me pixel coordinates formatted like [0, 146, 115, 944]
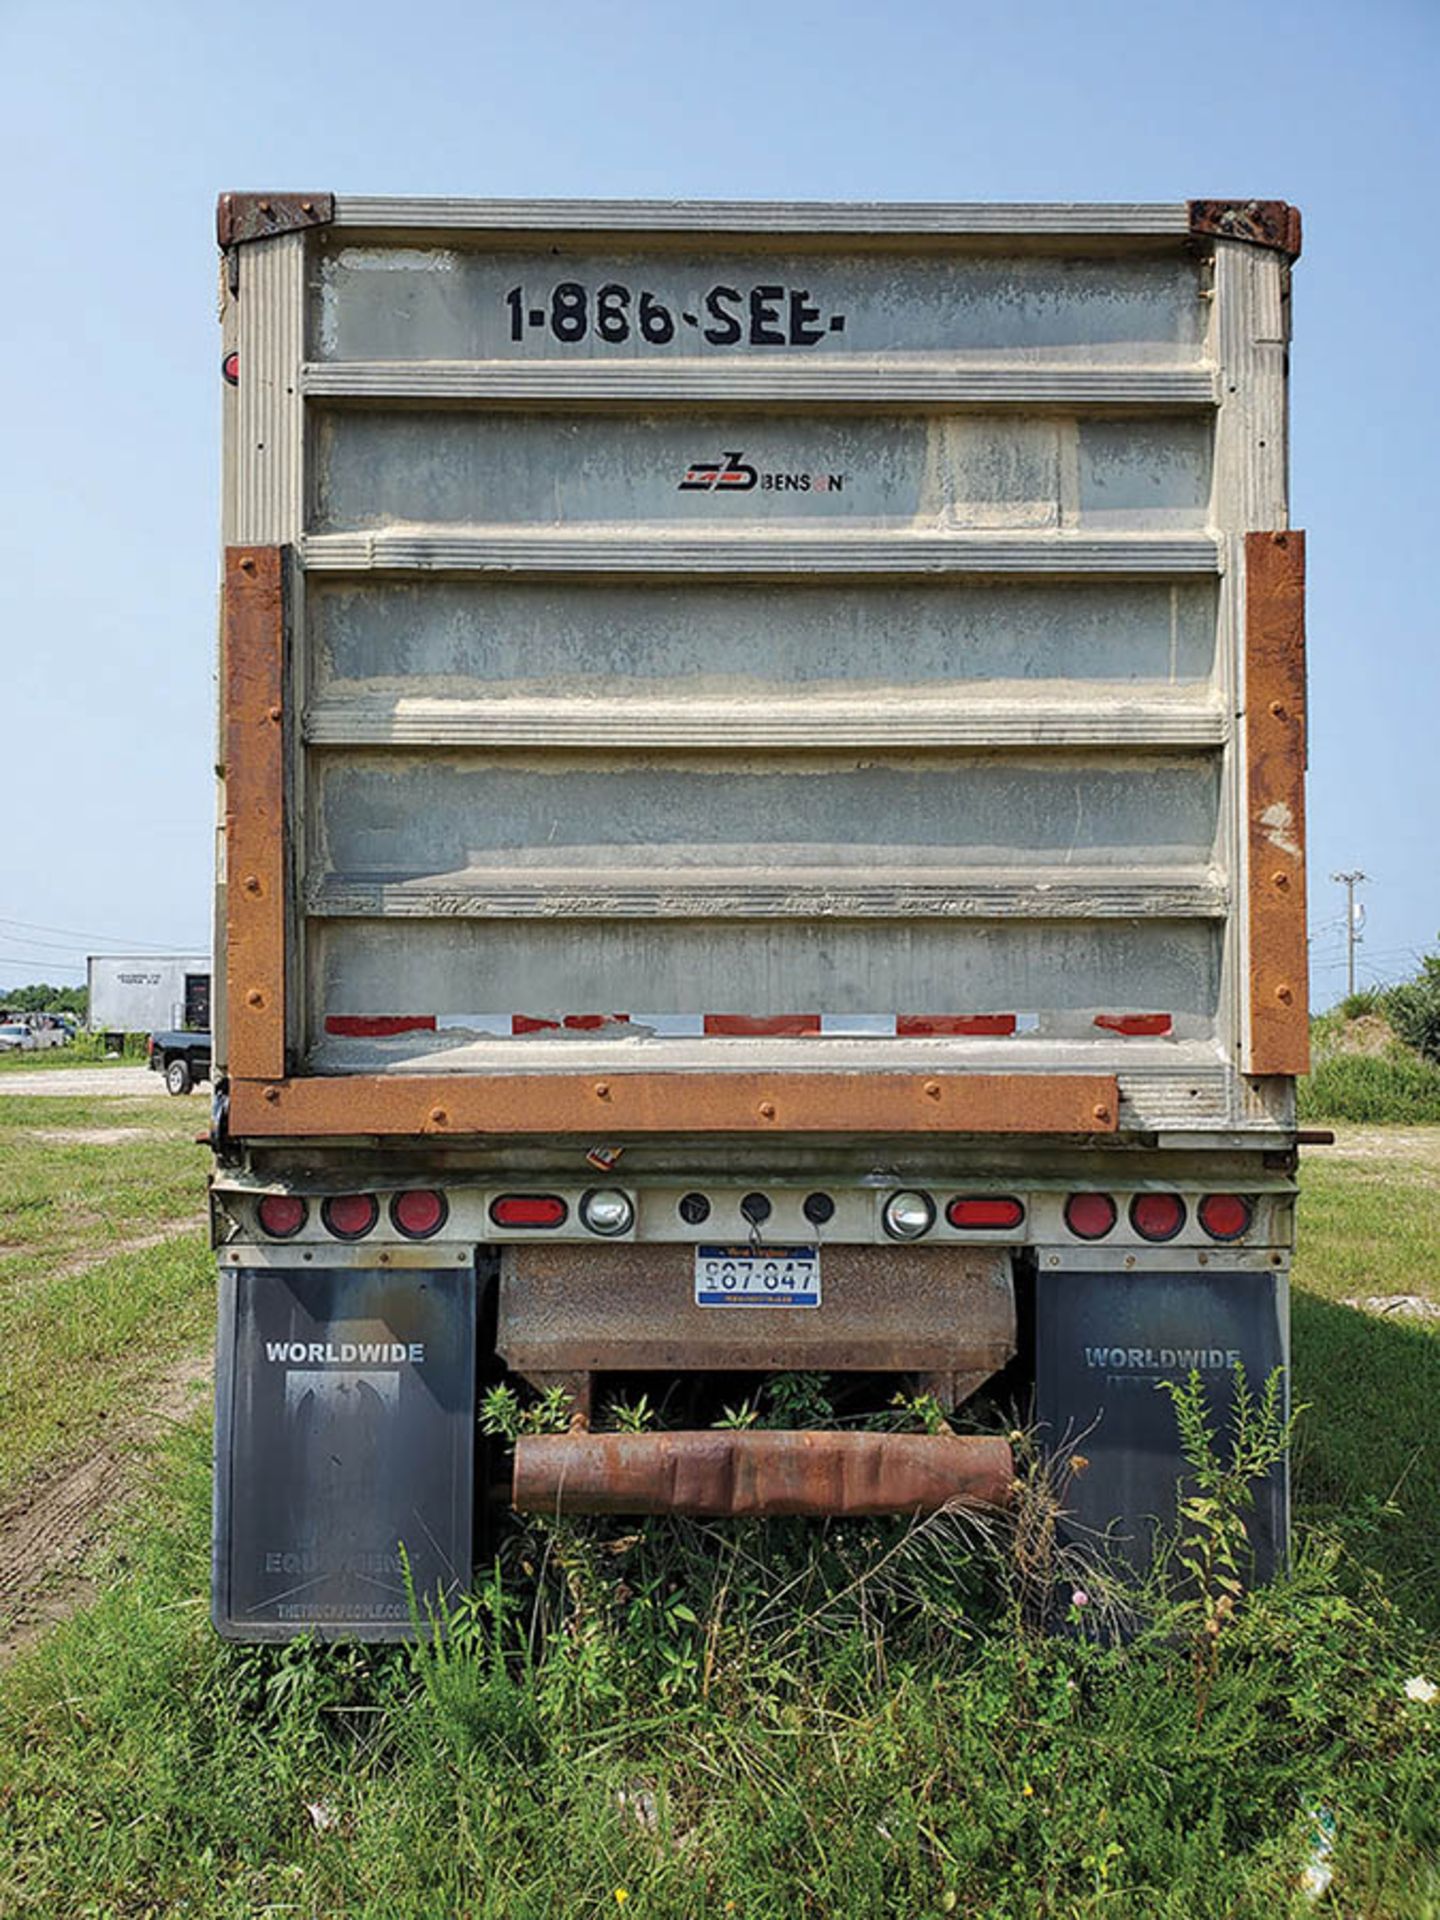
[1188, 199, 1303, 258]
[227, 1071, 1121, 1139]
[1245, 530, 1309, 1076]
[216, 192, 335, 248]
[498, 1242, 1015, 1382]
[224, 548, 287, 1084]
[511, 1429, 1015, 1517]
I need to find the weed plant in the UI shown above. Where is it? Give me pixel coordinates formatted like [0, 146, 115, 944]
[3, 1367, 1438, 1917]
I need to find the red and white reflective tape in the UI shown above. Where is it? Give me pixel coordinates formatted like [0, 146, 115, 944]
[325, 1011, 1177, 1039]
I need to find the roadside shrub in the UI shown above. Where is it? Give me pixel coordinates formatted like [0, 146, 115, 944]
[1337, 987, 1383, 1020]
[1386, 943, 1440, 1065]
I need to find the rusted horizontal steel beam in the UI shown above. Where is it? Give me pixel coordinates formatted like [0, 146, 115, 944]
[227, 1071, 1120, 1138]
[512, 1430, 1016, 1518]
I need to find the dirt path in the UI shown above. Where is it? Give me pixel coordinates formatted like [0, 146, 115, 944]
[0, 1067, 168, 1098]
[0, 1188, 211, 1664]
[1320, 1125, 1440, 1168]
[0, 1346, 213, 1661]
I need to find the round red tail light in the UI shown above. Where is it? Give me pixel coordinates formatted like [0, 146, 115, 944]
[1064, 1192, 1117, 1240]
[257, 1193, 307, 1238]
[391, 1189, 448, 1240]
[222, 351, 239, 386]
[947, 1197, 1025, 1230]
[321, 1193, 379, 1240]
[490, 1195, 568, 1229]
[1130, 1192, 1186, 1242]
[1199, 1194, 1253, 1242]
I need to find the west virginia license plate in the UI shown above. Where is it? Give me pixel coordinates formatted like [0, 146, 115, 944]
[694, 1245, 820, 1308]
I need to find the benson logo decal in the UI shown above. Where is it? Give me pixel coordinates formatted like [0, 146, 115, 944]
[679, 451, 846, 494]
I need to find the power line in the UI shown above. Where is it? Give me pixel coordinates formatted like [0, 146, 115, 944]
[0, 915, 198, 953]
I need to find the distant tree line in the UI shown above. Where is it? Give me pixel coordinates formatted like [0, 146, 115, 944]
[0, 982, 87, 1017]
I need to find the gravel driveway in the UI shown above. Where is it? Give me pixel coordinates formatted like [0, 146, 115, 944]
[0, 1067, 171, 1098]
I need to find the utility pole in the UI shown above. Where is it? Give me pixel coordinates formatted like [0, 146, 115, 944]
[1331, 870, 1368, 999]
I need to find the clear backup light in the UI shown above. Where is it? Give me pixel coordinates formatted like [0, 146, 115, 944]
[882, 1191, 936, 1240]
[1064, 1192, 1118, 1241]
[257, 1193, 307, 1239]
[391, 1189, 448, 1240]
[321, 1193, 379, 1241]
[580, 1189, 634, 1236]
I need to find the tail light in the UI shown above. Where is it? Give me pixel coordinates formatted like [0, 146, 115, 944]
[222, 351, 239, 385]
[321, 1193, 379, 1240]
[947, 1196, 1025, 1230]
[490, 1195, 567, 1229]
[257, 1193, 307, 1238]
[1130, 1192, 1186, 1242]
[1199, 1194, 1254, 1242]
[882, 1191, 935, 1240]
[678, 1192, 711, 1224]
[391, 1189, 448, 1240]
[579, 1189, 633, 1236]
[1064, 1192, 1117, 1240]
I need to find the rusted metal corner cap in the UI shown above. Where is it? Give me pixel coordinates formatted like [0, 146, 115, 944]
[217, 192, 335, 249]
[1189, 199, 1302, 258]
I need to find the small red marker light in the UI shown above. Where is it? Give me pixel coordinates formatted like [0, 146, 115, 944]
[1064, 1193, 1117, 1241]
[947, 1197, 1025, 1230]
[222, 351, 239, 386]
[1130, 1192, 1186, 1242]
[1199, 1194, 1253, 1242]
[490, 1195, 567, 1229]
[258, 1193, 306, 1238]
[321, 1193, 379, 1240]
[391, 1189, 447, 1240]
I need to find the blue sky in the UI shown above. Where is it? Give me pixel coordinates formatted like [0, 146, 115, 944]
[1, 0, 1435, 1006]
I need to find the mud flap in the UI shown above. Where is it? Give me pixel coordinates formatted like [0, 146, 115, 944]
[1034, 1267, 1288, 1584]
[213, 1264, 475, 1641]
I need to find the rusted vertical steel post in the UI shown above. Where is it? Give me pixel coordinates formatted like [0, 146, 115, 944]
[1244, 529, 1309, 1075]
[224, 546, 287, 1086]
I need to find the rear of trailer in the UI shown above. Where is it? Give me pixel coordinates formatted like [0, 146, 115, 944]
[210, 194, 1306, 1639]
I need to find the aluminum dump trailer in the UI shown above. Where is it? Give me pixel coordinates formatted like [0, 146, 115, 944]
[209, 193, 1306, 1639]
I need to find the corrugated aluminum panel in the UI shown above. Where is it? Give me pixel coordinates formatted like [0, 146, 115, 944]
[221, 200, 1293, 1126]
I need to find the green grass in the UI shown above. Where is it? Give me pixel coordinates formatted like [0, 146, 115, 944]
[1299, 1051, 1440, 1124]
[0, 1142, 1437, 1916]
[0, 1097, 212, 1500]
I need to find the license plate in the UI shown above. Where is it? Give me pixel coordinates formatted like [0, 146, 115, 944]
[694, 1245, 820, 1308]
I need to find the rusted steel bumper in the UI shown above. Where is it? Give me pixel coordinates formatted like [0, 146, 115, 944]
[511, 1429, 1015, 1518]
